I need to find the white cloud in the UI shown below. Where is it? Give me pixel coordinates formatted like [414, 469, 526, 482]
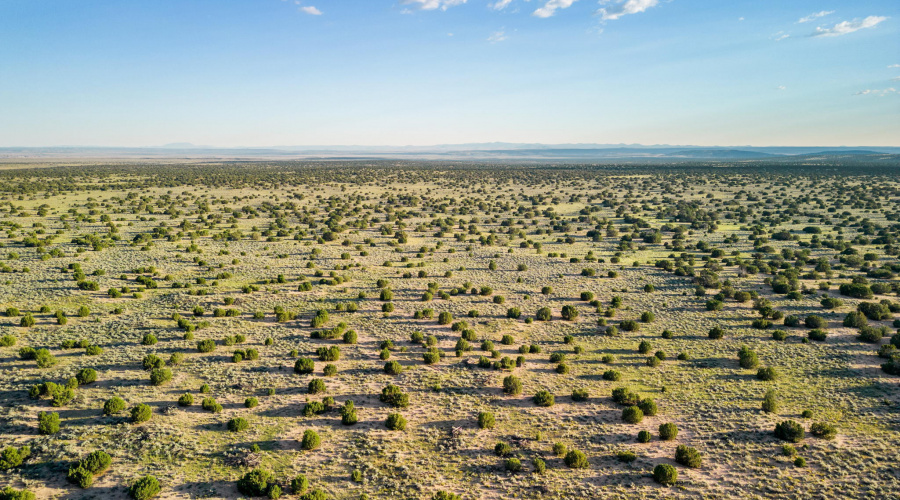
[798, 10, 834, 23]
[490, 0, 514, 10]
[813, 16, 888, 37]
[299, 5, 322, 15]
[533, 0, 577, 18]
[889, 64, 900, 68]
[892, 76, 900, 82]
[738, 17, 744, 22]
[487, 30, 508, 43]
[776, 85, 786, 91]
[402, 0, 467, 11]
[771, 31, 789, 42]
[854, 88, 897, 96]
[598, 0, 660, 22]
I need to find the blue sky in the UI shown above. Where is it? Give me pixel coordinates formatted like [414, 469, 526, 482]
[1, 0, 897, 147]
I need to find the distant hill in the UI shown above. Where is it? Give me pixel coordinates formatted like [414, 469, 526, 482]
[664, 149, 776, 159]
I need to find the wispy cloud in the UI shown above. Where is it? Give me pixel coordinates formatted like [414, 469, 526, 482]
[798, 10, 834, 24]
[490, 0, 514, 10]
[487, 30, 508, 43]
[776, 85, 786, 91]
[889, 64, 900, 69]
[854, 88, 897, 96]
[813, 16, 888, 37]
[771, 31, 789, 42]
[533, 0, 577, 18]
[598, 0, 660, 22]
[299, 5, 322, 15]
[402, 0, 467, 11]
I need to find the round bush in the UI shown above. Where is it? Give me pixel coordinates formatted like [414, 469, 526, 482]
[564, 450, 589, 468]
[571, 388, 589, 401]
[757, 367, 779, 381]
[294, 358, 314, 374]
[653, 464, 677, 485]
[674, 444, 702, 468]
[477, 411, 495, 429]
[290, 475, 309, 495]
[774, 420, 805, 442]
[502, 375, 523, 395]
[637, 430, 652, 443]
[38, 411, 60, 435]
[227, 417, 249, 432]
[103, 397, 126, 415]
[810, 422, 837, 440]
[638, 399, 658, 416]
[708, 326, 724, 339]
[505, 457, 522, 472]
[385, 413, 407, 431]
[622, 406, 644, 424]
[76, 368, 97, 385]
[384, 361, 402, 375]
[659, 423, 678, 440]
[131, 404, 152, 423]
[237, 468, 274, 497]
[178, 393, 194, 407]
[533, 390, 554, 407]
[307, 378, 326, 394]
[129, 475, 161, 500]
[494, 442, 512, 457]
[301, 429, 321, 450]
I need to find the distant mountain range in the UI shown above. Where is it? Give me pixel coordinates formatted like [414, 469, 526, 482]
[1, 144, 898, 161]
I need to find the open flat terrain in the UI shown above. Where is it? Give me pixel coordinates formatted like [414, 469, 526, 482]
[0, 160, 899, 500]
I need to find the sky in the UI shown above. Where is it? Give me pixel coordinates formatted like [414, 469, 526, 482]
[0, 0, 898, 147]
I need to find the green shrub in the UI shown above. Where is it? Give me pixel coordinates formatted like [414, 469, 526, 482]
[762, 389, 779, 413]
[432, 492, 461, 500]
[149, 368, 172, 386]
[104, 397, 126, 415]
[674, 445, 702, 468]
[637, 430, 651, 443]
[477, 411, 495, 429]
[340, 401, 358, 425]
[301, 430, 321, 450]
[493, 441, 512, 457]
[659, 423, 678, 440]
[177, 393, 194, 406]
[638, 399, 658, 416]
[228, 417, 249, 432]
[67, 466, 93, 488]
[808, 329, 828, 341]
[564, 449, 589, 468]
[533, 458, 546, 474]
[810, 422, 837, 440]
[131, 404, 152, 423]
[505, 457, 522, 472]
[0, 445, 30, 470]
[384, 361, 402, 375]
[612, 387, 641, 406]
[622, 406, 644, 424]
[79, 450, 111, 475]
[571, 388, 589, 401]
[380, 385, 409, 407]
[772, 330, 787, 341]
[738, 346, 759, 369]
[38, 411, 60, 434]
[308, 378, 326, 394]
[653, 464, 677, 485]
[196, 339, 216, 353]
[708, 326, 724, 339]
[757, 367, 779, 381]
[290, 475, 309, 495]
[386, 413, 407, 431]
[0, 486, 37, 500]
[502, 375, 522, 395]
[774, 420, 805, 442]
[294, 358, 314, 374]
[237, 468, 274, 496]
[533, 390, 554, 407]
[561, 305, 579, 321]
